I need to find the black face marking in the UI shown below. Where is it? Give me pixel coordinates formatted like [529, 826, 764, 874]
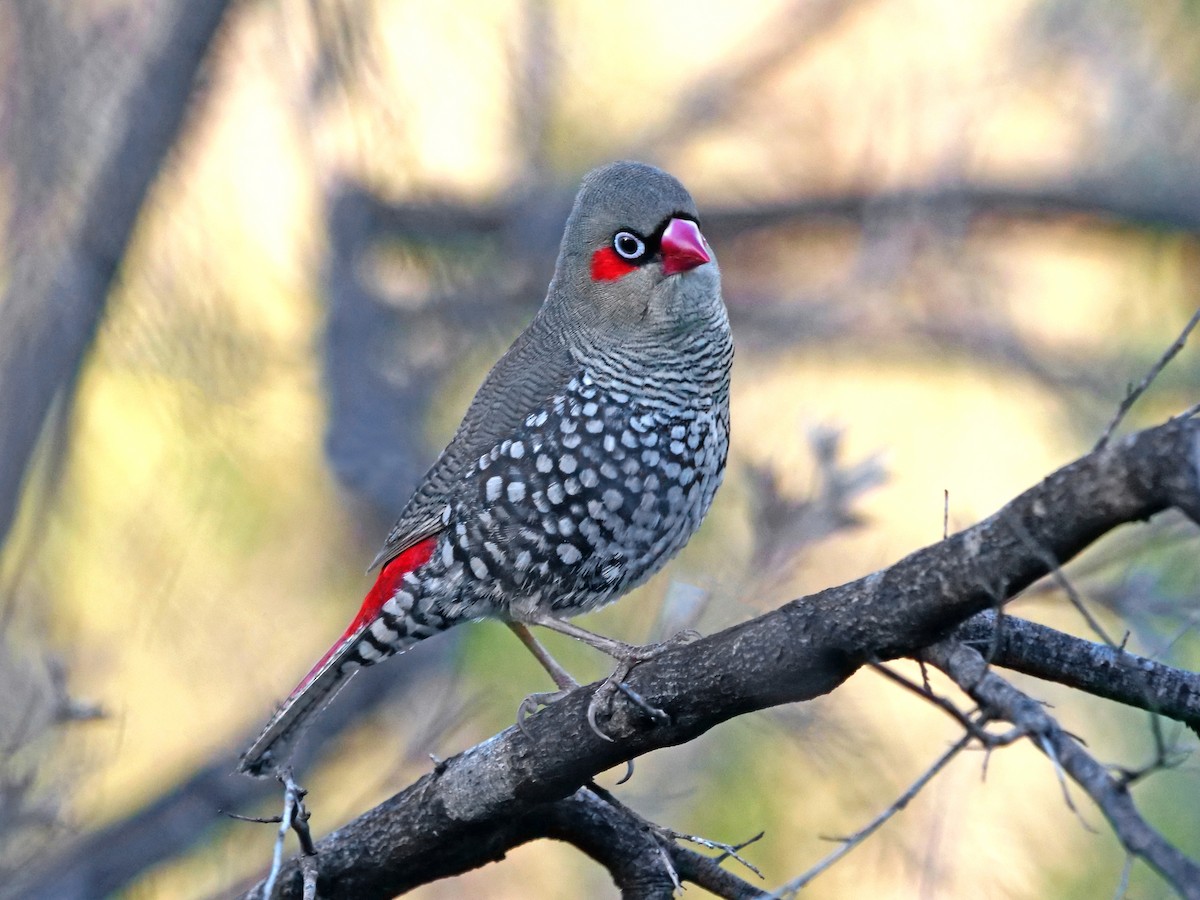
[609, 212, 700, 269]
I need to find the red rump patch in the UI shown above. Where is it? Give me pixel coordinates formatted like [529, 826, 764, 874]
[291, 535, 439, 697]
[591, 247, 636, 281]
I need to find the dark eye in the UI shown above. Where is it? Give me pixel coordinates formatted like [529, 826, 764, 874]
[612, 231, 646, 260]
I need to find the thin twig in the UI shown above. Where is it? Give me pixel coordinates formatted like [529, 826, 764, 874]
[261, 778, 298, 900]
[587, 783, 765, 879]
[1113, 853, 1133, 900]
[1007, 517, 1119, 647]
[927, 640, 1200, 900]
[870, 661, 1019, 746]
[1096, 308, 1200, 451]
[771, 734, 972, 897]
[260, 770, 315, 900]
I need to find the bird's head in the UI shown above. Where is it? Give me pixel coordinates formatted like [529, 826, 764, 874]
[549, 161, 723, 341]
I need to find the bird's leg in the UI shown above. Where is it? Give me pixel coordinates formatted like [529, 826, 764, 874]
[507, 622, 581, 734]
[508, 622, 579, 690]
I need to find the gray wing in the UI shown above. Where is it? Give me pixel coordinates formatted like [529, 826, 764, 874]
[368, 306, 578, 570]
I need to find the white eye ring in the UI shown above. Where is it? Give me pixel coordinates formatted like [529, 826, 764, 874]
[612, 231, 646, 260]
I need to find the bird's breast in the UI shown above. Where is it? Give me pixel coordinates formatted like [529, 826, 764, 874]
[447, 369, 729, 616]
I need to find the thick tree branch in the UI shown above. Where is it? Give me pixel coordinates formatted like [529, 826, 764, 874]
[247, 416, 1200, 897]
[953, 611, 1200, 737]
[926, 640, 1200, 899]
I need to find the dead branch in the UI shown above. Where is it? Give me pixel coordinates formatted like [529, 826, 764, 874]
[953, 611, 1200, 738]
[925, 640, 1200, 899]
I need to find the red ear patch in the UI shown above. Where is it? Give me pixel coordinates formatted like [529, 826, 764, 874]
[591, 247, 636, 282]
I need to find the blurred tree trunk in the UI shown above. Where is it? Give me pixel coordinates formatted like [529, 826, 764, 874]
[0, 0, 232, 552]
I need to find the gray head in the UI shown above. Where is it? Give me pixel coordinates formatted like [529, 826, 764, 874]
[546, 161, 724, 341]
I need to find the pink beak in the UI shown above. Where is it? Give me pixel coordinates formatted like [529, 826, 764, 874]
[660, 218, 711, 275]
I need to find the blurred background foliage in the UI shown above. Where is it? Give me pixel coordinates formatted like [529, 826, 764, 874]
[1, 0, 1199, 896]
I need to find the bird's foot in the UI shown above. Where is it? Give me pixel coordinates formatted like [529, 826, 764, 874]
[517, 689, 573, 738]
[586, 630, 699, 740]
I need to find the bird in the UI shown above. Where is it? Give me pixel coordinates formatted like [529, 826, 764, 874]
[240, 161, 732, 777]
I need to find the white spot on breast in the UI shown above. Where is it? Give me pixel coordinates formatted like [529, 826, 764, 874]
[561, 418, 577, 434]
[621, 430, 638, 449]
[580, 468, 599, 488]
[585, 419, 604, 434]
[516, 549, 532, 570]
[562, 432, 582, 449]
[603, 488, 623, 511]
[510, 440, 525, 459]
[547, 482, 566, 505]
[671, 425, 686, 440]
[486, 475, 503, 502]
[559, 454, 577, 474]
[582, 401, 598, 417]
[564, 477, 581, 496]
[641, 449, 660, 467]
[535, 410, 549, 427]
[641, 431, 658, 447]
[587, 499, 604, 518]
[507, 481, 526, 502]
[441, 541, 455, 566]
[670, 440, 686, 455]
[600, 461, 619, 480]
[558, 516, 576, 536]
[536, 454, 554, 473]
[603, 434, 616, 452]
[680, 467, 695, 486]
[479, 453, 492, 470]
[557, 544, 582, 564]
[469, 556, 489, 579]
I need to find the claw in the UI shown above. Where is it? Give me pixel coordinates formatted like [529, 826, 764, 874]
[517, 690, 569, 738]
[616, 759, 635, 784]
[586, 691, 618, 742]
